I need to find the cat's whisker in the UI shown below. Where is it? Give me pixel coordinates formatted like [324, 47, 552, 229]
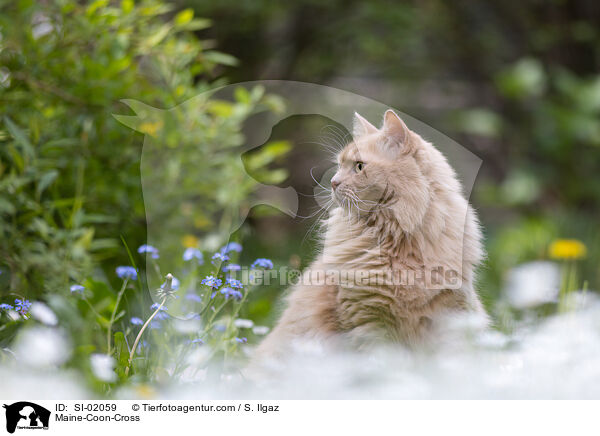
[315, 128, 345, 147]
[319, 131, 345, 149]
[309, 166, 333, 192]
[295, 189, 334, 220]
[295, 205, 330, 220]
[344, 191, 394, 215]
[319, 125, 350, 150]
[316, 140, 343, 155]
[314, 184, 331, 194]
[297, 190, 330, 201]
[351, 185, 373, 194]
[301, 200, 334, 245]
[297, 138, 343, 161]
[345, 190, 379, 207]
[322, 124, 352, 147]
[303, 146, 339, 164]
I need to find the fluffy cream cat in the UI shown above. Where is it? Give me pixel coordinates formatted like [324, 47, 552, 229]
[254, 110, 486, 363]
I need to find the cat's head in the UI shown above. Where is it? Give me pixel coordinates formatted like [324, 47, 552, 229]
[332, 110, 454, 233]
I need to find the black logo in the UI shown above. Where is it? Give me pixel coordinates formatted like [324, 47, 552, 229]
[2, 402, 50, 434]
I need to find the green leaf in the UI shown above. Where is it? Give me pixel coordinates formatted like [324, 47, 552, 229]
[234, 87, 251, 105]
[243, 140, 292, 170]
[120, 235, 142, 293]
[86, 0, 109, 16]
[90, 238, 120, 251]
[80, 214, 119, 224]
[113, 310, 126, 322]
[203, 51, 238, 67]
[0, 197, 15, 215]
[113, 331, 130, 378]
[121, 0, 133, 14]
[250, 85, 265, 102]
[143, 24, 172, 48]
[36, 170, 59, 197]
[208, 101, 233, 117]
[495, 58, 546, 99]
[174, 8, 194, 26]
[7, 144, 25, 172]
[263, 140, 292, 156]
[139, 3, 174, 17]
[40, 138, 80, 153]
[4, 116, 34, 159]
[260, 168, 288, 184]
[180, 18, 211, 31]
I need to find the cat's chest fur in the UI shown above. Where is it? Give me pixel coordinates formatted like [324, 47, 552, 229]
[320, 208, 469, 346]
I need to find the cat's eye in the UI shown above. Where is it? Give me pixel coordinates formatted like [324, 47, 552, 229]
[354, 161, 365, 173]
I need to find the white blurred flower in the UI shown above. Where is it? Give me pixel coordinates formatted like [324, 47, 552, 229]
[90, 354, 117, 382]
[7, 310, 21, 321]
[0, 367, 89, 399]
[31, 12, 53, 39]
[173, 318, 201, 334]
[30, 302, 58, 326]
[252, 325, 269, 335]
[184, 347, 211, 370]
[14, 327, 71, 367]
[204, 234, 222, 252]
[0, 68, 10, 88]
[504, 261, 560, 309]
[234, 319, 254, 329]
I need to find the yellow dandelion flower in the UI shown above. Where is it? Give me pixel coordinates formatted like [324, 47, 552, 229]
[181, 234, 199, 248]
[549, 239, 587, 260]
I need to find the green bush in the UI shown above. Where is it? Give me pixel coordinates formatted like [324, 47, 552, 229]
[0, 0, 285, 297]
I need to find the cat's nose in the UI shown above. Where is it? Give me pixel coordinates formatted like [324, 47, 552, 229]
[331, 179, 341, 190]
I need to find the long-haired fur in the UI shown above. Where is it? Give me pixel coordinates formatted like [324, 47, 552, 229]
[252, 110, 487, 364]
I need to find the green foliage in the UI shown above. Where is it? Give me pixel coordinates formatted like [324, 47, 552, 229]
[111, 86, 288, 284]
[0, 0, 287, 296]
[0, 115, 94, 292]
[496, 58, 547, 99]
[113, 331, 129, 379]
[0, 0, 290, 392]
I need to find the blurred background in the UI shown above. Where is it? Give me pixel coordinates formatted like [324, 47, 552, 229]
[1, 0, 599, 394]
[191, 0, 600, 320]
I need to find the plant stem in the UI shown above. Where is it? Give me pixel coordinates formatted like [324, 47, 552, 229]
[107, 278, 128, 355]
[125, 296, 167, 376]
[232, 286, 251, 320]
[151, 258, 162, 280]
[82, 296, 106, 321]
[204, 299, 229, 330]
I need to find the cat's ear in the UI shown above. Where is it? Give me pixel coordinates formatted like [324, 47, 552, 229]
[353, 112, 378, 138]
[382, 109, 410, 144]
